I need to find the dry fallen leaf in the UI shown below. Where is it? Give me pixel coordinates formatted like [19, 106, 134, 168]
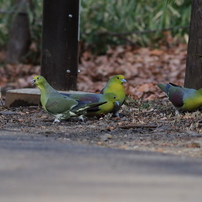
[0, 44, 186, 100]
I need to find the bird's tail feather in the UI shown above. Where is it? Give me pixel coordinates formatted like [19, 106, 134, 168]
[72, 101, 107, 115]
[157, 84, 167, 93]
[169, 82, 182, 88]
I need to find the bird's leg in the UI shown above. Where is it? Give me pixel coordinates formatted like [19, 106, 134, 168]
[102, 113, 111, 120]
[53, 118, 60, 123]
[174, 109, 183, 121]
[112, 111, 120, 118]
[0, 98, 3, 106]
[78, 115, 85, 122]
[175, 109, 180, 116]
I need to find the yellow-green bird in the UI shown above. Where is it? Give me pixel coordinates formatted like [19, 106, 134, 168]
[32, 76, 107, 122]
[61, 92, 120, 117]
[158, 82, 202, 112]
[101, 75, 126, 117]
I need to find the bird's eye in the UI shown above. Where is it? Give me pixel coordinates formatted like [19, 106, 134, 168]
[113, 96, 116, 99]
[117, 76, 119, 79]
[37, 77, 40, 80]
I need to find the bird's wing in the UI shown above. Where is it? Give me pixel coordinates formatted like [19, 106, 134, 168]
[168, 86, 188, 108]
[61, 93, 101, 103]
[45, 93, 77, 115]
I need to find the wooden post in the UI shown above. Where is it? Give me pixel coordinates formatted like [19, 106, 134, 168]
[184, 0, 202, 89]
[41, 0, 79, 90]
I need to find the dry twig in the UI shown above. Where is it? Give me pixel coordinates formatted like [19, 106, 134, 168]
[119, 124, 157, 129]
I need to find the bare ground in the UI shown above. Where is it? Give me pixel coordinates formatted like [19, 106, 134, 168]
[1, 99, 202, 159]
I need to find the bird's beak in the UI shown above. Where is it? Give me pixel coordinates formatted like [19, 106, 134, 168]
[122, 79, 127, 83]
[31, 79, 36, 86]
[115, 101, 120, 106]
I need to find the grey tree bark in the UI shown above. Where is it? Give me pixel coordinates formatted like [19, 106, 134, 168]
[6, 0, 32, 63]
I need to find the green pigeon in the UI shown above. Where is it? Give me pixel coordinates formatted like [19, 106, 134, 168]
[157, 82, 202, 112]
[61, 92, 120, 117]
[101, 75, 126, 117]
[32, 76, 107, 122]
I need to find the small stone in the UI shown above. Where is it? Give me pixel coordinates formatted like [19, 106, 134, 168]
[45, 131, 53, 134]
[107, 126, 114, 130]
[100, 133, 112, 141]
[0, 111, 17, 115]
[191, 141, 202, 148]
[121, 117, 127, 121]
[156, 148, 163, 152]
[186, 130, 201, 137]
[120, 145, 127, 149]
[41, 115, 49, 119]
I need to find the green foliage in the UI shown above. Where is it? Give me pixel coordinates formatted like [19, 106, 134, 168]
[80, 0, 191, 53]
[140, 102, 150, 110]
[0, 0, 15, 46]
[0, 0, 42, 48]
[0, 0, 191, 56]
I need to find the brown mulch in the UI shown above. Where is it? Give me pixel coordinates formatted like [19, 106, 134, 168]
[0, 99, 202, 158]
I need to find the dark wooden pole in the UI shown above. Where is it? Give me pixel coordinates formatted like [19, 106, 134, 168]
[41, 0, 79, 90]
[184, 0, 202, 89]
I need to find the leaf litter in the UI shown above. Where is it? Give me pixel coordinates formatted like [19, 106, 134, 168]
[0, 44, 202, 158]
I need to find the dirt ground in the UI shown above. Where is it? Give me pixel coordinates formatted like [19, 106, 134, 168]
[1, 99, 202, 159]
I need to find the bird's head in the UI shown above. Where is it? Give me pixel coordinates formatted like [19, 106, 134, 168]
[32, 75, 47, 86]
[110, 75, 127, 84]
[105, 93, 120, 105]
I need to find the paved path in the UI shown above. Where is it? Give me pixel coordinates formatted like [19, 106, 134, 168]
[0, 129, 202, 202]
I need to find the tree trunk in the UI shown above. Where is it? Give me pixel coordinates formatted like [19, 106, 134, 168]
[41, 0, 79, 91]
[184, 0, 202, 89]
[6, 0, 32, 63]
